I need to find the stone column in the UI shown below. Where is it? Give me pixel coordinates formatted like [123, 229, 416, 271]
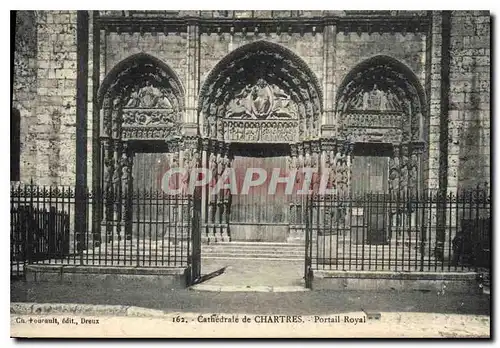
[113, 140, 123, 240]
[200, 138, 210, 242]
[221, 144, 231, 241]
[169, 139, 180, 190]
[319, 140, 336, 242]
[333, 141, 352, 235]
[399, 143, 410, 198]
[335, 141, 351, 199]
[426, 11, 444, 192]
[321, 140, 337, 195]
[322, 20, 337, 131]
[120, 142, 133, 240]
[179, 136, 200, 242]
[181, 136, 199, 194]
[102, 139, 114, 242]
[409, 142, 425, 240]
[389, 144, 401, 198]
[288, 143, 300, 233]
[207, 141, 218, 241]
[185, 20, 200, 124]
[408, 144, 421, 198]
[214, 142, 230, 241]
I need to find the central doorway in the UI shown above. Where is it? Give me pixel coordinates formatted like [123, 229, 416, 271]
[229, 143, 291, 242]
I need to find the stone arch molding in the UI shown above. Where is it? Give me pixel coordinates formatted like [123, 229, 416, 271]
[335, 55, 426, 144]
[198, 41, 323, 143]
[98, 53, 185, 141]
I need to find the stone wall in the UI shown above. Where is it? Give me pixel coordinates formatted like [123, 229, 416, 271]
[335, 31, 427, 95]
[199, 32, 324, 94]
[425, 11, 443, 192]
[13, 11, 78, 185]
[448, 11, 490, 192]
[103, 32, 188, 88]
[12, 11, 38, 182]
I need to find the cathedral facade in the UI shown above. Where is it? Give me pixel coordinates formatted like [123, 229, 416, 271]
[12, 11, 491, 243]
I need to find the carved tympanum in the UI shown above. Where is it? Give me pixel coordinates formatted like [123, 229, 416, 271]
[336, 56, 426, 144]
[225, 79, 299, 120]
[125, 84, 173, 109]
[349, 84, 402, 112]
[199, 41, 323, 141]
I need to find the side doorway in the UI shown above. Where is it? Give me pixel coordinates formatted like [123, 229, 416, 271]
[350, 143, 391, 245]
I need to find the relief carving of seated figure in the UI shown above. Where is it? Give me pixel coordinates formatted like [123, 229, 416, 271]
[125, 83, 172, 109]
[250, 79, 273, 118]
[270, 85, 296, 118]
[225, 81, 298, 119]
[349, 84, 403, 112]
[225, 84, 253, 118]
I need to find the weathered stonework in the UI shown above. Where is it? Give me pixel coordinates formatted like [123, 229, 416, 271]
[448, 11, 490, 192]
[12, 11, 38, 181]
[13, 10, 78, 185]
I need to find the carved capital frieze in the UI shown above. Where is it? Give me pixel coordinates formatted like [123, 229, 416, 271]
[181, 135, 199, 151]
[409, 141, 425, 155]
[122, 109, 179, 127]
[167, 138, 181, 153]
[310, 139, 321, 154]
[319, 138, 337, 153]
[222, 120, 299, 143]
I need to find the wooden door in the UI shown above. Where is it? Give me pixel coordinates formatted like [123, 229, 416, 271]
[351, 155, 389, 196]
[351, 153, 390, 244]
[230, 155, 290, 224]
[132, 152, 171, 191]
[228, 155, 291, 241]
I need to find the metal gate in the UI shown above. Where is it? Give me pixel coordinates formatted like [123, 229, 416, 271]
[188, 189, 202, 286]
[304, 195, 313, 289]
[129, 150, 202, 286]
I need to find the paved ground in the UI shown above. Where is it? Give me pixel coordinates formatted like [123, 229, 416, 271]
[200, 258, 304, 287]
[11, 280, 490, 317]
[11, 260, 491, 337]
[11, 266, 491, 338]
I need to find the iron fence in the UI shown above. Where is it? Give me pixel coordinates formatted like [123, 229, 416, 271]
[10, 182, 199, 279]
[11, 182, 491, 279]
[305, 187, 491, 272]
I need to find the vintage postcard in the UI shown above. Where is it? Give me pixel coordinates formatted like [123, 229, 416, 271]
[10, 9, 491, 338]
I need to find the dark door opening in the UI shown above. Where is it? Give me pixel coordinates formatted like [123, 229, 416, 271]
[229, 143, 291, 242]
[351, 143, 391, 245]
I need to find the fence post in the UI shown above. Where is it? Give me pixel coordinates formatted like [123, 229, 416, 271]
[75, 184, 86, 264]
[435, 189, 446, 262]
[26, 180, 34, 265]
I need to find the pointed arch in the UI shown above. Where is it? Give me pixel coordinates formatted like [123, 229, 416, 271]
[97, 52, 185, 111]
[335, 55, 426, 142]
[198, 40, 323, 141]
[97, 53, 185, 142]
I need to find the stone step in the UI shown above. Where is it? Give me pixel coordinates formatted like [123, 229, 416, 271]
[203, 245, 303, 250]
[204, 249, 303, 254]
[201, 241, 305, 259]
[320, 252, 430, 259]
[199, 252, 304, 259]
[205, 241, 304, 247]
[201, 256, 304, 261]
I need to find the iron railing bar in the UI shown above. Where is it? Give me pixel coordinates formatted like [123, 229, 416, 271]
[447, 191, 453, 272]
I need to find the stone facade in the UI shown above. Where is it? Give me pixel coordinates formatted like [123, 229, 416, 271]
[13, 10, 78, 185]
[448, 11, 490, 192]
[12, 10, 490, 193]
